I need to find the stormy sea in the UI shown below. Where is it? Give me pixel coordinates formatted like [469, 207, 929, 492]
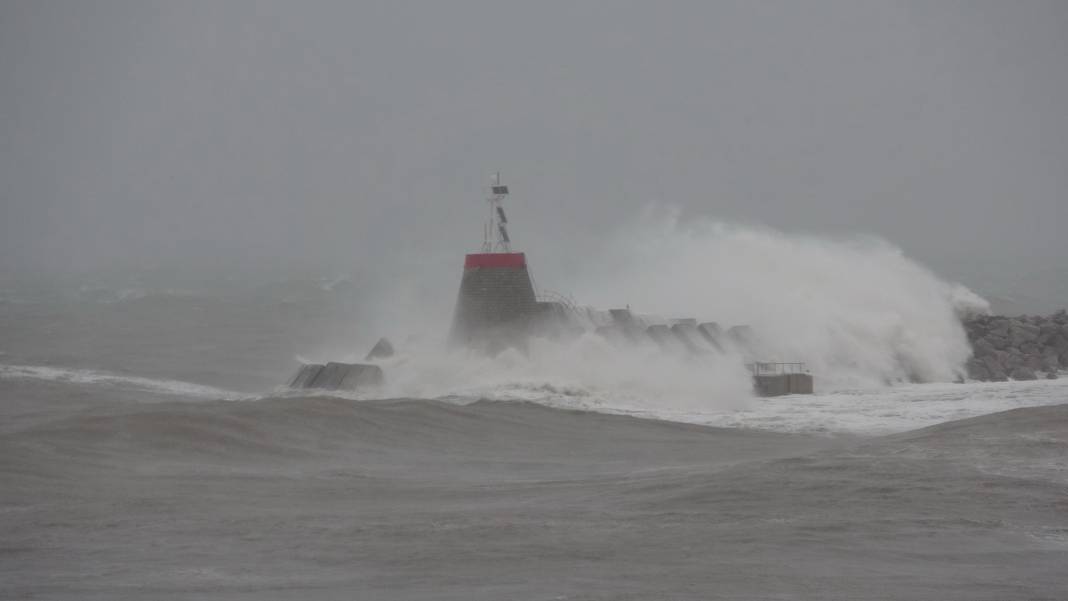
[0, 273, 1065, 601]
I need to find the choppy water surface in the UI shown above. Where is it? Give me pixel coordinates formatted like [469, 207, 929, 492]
[1, 293, 1067, 600]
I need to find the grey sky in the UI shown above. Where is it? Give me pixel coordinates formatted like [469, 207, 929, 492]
[1, 1, 1066, 307]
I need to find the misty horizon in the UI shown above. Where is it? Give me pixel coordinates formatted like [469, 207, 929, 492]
[2, 1, 1067, 312]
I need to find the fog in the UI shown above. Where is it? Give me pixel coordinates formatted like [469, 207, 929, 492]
[2, 1, 1067, 312]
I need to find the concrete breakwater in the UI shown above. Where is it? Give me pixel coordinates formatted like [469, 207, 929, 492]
[964, 310, 1068, 381]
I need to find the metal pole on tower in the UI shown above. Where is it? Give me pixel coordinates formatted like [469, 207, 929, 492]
[485, 172, 511, 253]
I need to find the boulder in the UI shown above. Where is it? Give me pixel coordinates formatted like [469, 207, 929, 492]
[965, 357, 990, 381]
[962, 311, 1068, 381]
[988, 320, 1010, 339]
[1000, 349, 1024, 371]
[982, 333, 1008, 352]
[1010, 366, 1038, 381]
[1025, 355, 1044, 372]
[1052, 333, 1068, 353]
[1042, 346, 1061, 364]
[1041, 354, 1061, 374]
[1008, 322, 1040, 346]
[1039, 323, 1060, 344]
[1043, 344, 1061, 359]
[972, 337, 997, 357]
[982, 355, 1007, 381]
[1019, 341, 1040, 357]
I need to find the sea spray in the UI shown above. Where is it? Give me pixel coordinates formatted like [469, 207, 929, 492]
[378, 333, 754, 413]
[562, 207, 985, 388]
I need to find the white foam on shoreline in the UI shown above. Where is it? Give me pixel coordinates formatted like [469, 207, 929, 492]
[488, 376, 1068, 436]
[7, 359, 1065, 438]
[0, 363, 253, 401]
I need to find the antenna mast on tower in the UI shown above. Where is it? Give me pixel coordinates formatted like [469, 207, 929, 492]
[482, 172, 512, 253]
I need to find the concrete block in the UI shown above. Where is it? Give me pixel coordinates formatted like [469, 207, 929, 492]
[669, 323, 702, 354]
[696, 322, 725, 351]
[309, 362, 350, 389]
[365, 337, 395, 360]
[753, 374, 789, 397]
[753, 372, 815, 396]
[728, 325, 754, 344]
[595, 324, 627, 344]
[645, 324, 675, 347]
[338, 364, 384, 389]
[288, 364, 324, 388]
[787, 373, 814, 394]
[621, 325, 649, 344]
[293, 362, 384, 391]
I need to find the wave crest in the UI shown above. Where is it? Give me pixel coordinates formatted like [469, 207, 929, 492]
[560, 209, 980, 388]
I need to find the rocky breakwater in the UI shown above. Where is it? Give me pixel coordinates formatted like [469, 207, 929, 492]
[963, 310, 1068, 381]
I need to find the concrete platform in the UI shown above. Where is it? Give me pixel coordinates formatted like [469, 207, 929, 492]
[753, 373, 814, 396]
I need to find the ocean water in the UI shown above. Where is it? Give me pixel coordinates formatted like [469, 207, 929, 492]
[2, 288, 1067, 600]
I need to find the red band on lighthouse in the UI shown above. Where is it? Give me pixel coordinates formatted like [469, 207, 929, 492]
[464, 253, 527, 269]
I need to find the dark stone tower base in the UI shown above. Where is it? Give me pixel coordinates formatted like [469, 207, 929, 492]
[449, 253, 538, 353]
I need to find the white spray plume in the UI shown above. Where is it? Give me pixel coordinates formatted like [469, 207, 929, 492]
[563, 207, 982, 388]
[948, 283, 992, 319]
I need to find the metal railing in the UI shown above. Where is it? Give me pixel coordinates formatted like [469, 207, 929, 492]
[536, 289, 579, 313]
[747, 362, 808, 375]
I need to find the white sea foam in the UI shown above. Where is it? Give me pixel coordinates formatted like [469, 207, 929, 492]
[456, 376, 1068, 436]
[0, 363, 252, 401]
[681, 377, 1068, 435]
[372, 338, 1068, 437]
[378, 333, 754, 414]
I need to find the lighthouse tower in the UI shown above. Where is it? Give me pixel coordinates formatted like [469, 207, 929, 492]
[448, 175, 539, 352]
